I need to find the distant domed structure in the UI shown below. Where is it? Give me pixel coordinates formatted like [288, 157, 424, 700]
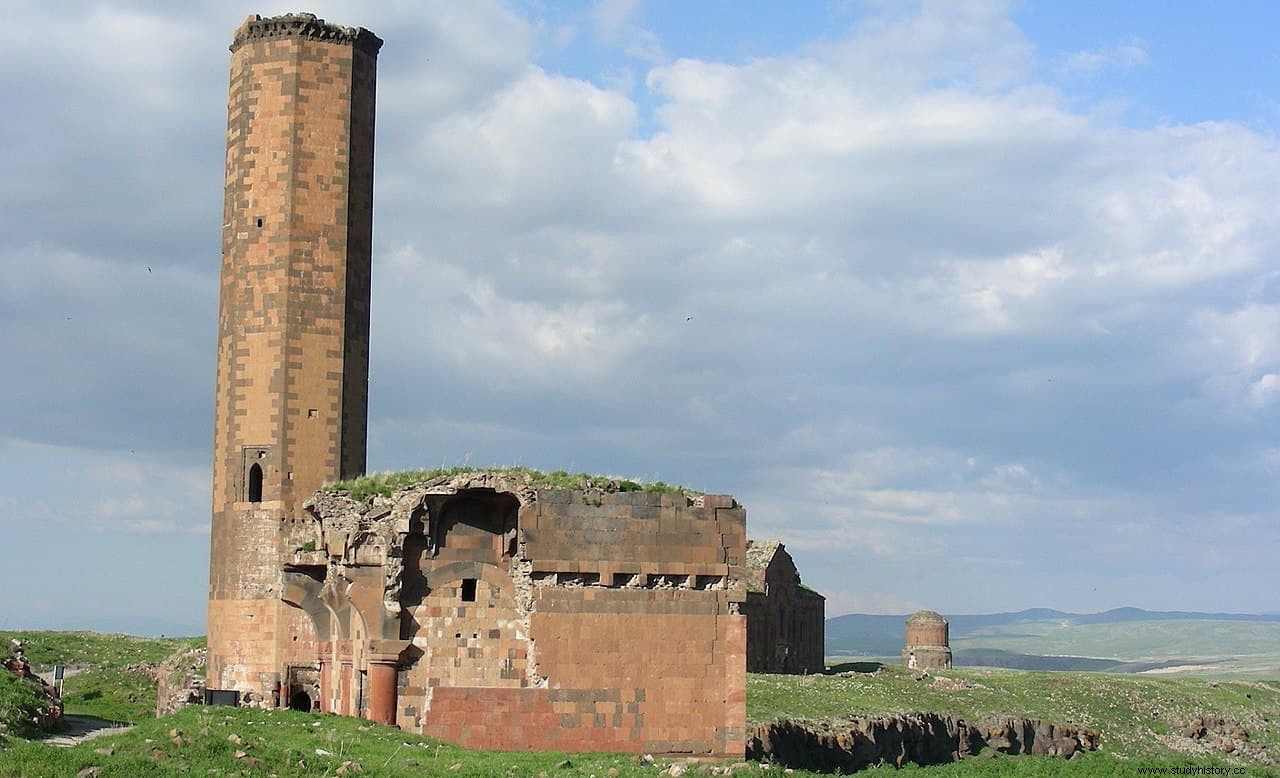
[901, 610, 951, 670]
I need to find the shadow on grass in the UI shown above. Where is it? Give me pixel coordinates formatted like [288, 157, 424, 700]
[825, 661, 884, 674]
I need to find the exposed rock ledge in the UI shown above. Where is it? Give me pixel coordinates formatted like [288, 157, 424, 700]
[747, 714, 1099, 772]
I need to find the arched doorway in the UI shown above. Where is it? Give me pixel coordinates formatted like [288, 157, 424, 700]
[248, 463, 263, 502]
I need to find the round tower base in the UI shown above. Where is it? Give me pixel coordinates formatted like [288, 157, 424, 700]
[901, 646, 952, 670]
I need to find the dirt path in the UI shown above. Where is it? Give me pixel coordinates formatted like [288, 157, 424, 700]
[42, 715, 132, 747]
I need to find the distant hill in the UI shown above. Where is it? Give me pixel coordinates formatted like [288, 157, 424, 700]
[825, 608, 1086, 656]
[826, 608, 1280, 674]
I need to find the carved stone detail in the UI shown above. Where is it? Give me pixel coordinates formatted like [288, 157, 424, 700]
[230, 13, 383, 55]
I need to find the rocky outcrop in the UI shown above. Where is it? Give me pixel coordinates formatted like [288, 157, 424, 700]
[747, 714, 1098, 772]
[1180, 715, 1273, 765]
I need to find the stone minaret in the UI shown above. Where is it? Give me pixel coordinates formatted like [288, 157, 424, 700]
[208, 13, 381, 700]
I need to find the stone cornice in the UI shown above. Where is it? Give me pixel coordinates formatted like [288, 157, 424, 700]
[230, 13, 383, 56]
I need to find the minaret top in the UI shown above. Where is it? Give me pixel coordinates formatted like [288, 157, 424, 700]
[230, 12, 383, 55]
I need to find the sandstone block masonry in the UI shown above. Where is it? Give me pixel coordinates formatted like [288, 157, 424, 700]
[742, 540, 824, 674]
[207, 13, 381, 700]
[901, 610, 952, 670]
[205, 13, 749, 758]
[280, 471, 748, 757]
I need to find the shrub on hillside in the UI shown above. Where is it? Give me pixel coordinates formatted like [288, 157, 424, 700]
[0, 671, 57, 740]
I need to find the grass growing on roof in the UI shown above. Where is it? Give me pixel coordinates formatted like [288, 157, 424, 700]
[326, 466, 701, 502]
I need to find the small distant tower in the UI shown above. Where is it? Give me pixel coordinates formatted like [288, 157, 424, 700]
[901, 610, 951, 670]
[207, 12, 382, 701]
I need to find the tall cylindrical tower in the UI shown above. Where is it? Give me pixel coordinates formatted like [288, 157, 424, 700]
[207, 12, 381, 699]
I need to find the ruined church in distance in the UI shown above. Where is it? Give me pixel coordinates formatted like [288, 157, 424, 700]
[206, 12, 821, 757]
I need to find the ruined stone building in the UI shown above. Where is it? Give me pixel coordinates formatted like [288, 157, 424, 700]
[206, 13, 747, 756]
[742, 540, 824, 674]
[901, 610, 952, 670]
[282, 472, 747, 755]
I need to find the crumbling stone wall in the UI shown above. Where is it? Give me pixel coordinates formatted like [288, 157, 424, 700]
[743, 541, 824, 674]
[285, 472, 747, 757]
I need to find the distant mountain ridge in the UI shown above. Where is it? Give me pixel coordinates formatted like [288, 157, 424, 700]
[826, 607, 1280, 657]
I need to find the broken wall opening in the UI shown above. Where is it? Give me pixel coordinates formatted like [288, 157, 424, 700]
[399, 488, 531, 697]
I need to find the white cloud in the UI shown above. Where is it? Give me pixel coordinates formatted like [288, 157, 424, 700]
[2, 0, 1279, 623]
[822, 589, 921, 618]
[1191, 304, 1280, 411]
[1061, 38, 1150, 75]
[591, 0, 643, 40]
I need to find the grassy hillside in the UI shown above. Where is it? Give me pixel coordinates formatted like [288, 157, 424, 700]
[0, 631, 203, 722]
[0, 672, 54, 740]
[952, 648, 1183, 673]
[827, 612, 1280, 676]
[953, 620, 1280, 675]
[956, 619, 1280, 657]
[750, 663, 1279, 769]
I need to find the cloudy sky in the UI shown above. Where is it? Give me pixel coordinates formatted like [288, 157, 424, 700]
[2, 0, 1278, 635]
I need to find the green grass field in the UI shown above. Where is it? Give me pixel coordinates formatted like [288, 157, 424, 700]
[3, 632, 1278, 775]
[7, 702, 1267, 778]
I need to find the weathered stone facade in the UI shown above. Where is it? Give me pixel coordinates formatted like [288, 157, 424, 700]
[742, 540, 824, 674]
[281, 472, 747, 756]
[207, 13, 380, 701]
[901, 610, 952, 670]
[206, 14, 748, 756]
